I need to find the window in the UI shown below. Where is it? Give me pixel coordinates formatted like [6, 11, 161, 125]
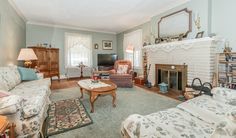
[123, 29, 142, 69]
[65, 33, 92, 67]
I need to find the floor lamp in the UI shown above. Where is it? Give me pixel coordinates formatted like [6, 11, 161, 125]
[125, 44, 135, 71]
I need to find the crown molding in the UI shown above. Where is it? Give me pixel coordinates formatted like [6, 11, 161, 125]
[117, 0, 190, 34]
[9, 0, 189, 35]
[8, 0, 27, 22]
[27, 21, 117, 35]
[155, 0, 190, 16]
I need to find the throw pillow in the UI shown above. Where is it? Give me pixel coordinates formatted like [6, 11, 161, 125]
[17, 67, 38, 81]
[117, 65, 128, 74]
[0, 90, 11, 98]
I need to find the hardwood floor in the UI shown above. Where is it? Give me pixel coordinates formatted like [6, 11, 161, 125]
[51, 78, 183, 101]
[51, 78, 81, 90]
[135, 84, 183, 101]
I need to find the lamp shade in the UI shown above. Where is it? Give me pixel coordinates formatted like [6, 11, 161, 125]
[125, 44, 134, 53]
[17, 48, 38, 61]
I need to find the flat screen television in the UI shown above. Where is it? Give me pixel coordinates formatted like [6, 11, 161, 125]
[97, 54, 118, 66]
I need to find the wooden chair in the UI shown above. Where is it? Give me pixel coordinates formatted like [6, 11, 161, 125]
[0, 116, 15, 138]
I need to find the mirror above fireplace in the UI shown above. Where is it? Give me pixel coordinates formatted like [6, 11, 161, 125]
[158, 8, 192, 39]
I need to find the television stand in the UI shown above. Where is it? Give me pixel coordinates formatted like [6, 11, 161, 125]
[98, 66, 113, 71]
[93, 71, 110, 80]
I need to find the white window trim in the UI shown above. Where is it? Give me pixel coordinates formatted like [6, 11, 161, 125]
[64, 32, 92, 68]
[123, 29, 143, 69]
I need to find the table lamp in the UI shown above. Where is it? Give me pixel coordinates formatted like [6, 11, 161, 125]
[17, 48, 38, 68]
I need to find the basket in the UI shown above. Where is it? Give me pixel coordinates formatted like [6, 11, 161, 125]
[159, 82, 168, 93]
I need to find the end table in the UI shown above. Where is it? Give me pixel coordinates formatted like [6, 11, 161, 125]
[0, 116, 15, 138]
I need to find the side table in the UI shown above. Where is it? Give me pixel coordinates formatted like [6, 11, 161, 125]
[0, 116, 15, 138]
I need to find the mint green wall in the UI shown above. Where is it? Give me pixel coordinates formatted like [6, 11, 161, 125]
[0, 0, 26, 66]
[26, 24, 117, 74]
[117, 0, 211, 59]
[211, 0, 236, 51]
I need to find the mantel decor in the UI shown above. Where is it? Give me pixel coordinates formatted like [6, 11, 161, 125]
[143, 37, 215, 53]
[158, 8, 192, 39]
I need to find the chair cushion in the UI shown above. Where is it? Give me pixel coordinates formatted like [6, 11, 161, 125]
[117, 65, 128, 74]
[17, 67, 38, 81]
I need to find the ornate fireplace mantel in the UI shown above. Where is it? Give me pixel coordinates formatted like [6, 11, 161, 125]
[143, 37, 216, 53]
[143, 37, 217, 86]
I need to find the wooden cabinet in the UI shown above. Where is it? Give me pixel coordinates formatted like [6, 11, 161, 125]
[29, 47, 60, 79]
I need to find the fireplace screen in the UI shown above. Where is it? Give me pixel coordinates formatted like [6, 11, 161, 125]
[156, 64, 187, 92]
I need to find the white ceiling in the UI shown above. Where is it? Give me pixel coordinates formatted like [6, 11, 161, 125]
[10, 0, 189, 34]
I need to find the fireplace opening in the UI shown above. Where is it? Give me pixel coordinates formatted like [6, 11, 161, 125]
[156, 64, 187, 92]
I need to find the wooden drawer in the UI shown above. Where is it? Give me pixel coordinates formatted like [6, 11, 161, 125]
[135, 77, 144, 85]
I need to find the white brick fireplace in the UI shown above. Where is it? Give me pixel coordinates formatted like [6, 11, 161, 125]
[143, 37, 218, 86]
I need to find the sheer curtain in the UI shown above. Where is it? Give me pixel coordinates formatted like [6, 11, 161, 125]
[65, 33, 92, 67]
[123, 29, 142, 69]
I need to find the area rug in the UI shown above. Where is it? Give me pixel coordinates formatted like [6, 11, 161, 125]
[49, 86, 181, 138]
[46, 98, 93, 136]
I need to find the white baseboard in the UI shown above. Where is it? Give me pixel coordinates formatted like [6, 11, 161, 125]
[51, 74, 67, 80]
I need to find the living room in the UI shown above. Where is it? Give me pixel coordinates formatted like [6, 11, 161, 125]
[0, 0, 236, 138]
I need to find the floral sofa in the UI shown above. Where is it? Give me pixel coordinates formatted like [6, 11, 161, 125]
[121, 87, 236, 138]
[0, 66, 51, 138]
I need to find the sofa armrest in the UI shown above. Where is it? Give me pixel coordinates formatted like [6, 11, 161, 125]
[121, 114, 144, 138]
[0, 95, 23, 115]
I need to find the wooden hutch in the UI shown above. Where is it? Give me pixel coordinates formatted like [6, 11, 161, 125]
[29, 46, 60, 79]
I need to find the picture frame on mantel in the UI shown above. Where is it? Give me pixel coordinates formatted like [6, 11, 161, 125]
[102, 40, 113, 50]
[195, 31, 204, 38]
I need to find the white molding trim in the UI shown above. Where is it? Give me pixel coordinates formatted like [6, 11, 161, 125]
[27, 21, 117, 34]
[117, 0, 190, 34]
[8, 0, 27, 22]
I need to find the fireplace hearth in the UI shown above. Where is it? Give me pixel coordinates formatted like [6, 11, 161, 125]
[155, 64, 187, 92]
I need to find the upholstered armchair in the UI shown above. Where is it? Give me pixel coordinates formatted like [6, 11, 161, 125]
[109, 60, 133, 87]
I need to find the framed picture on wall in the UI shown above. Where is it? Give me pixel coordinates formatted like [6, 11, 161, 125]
[195, 31, 204, 38]
[94, 43, 99, 49]
[102, 40, 113, 50]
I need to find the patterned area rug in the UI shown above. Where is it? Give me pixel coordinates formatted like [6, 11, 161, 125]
[46, 98, 93, 136]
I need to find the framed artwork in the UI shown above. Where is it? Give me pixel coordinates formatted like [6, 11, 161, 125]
[94, 43, 99, 49]
[195, 31, 204, 38]
[102, 40, 113, 50]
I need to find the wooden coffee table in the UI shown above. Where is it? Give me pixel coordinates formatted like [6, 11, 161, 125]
[77, 79, 117, 113]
